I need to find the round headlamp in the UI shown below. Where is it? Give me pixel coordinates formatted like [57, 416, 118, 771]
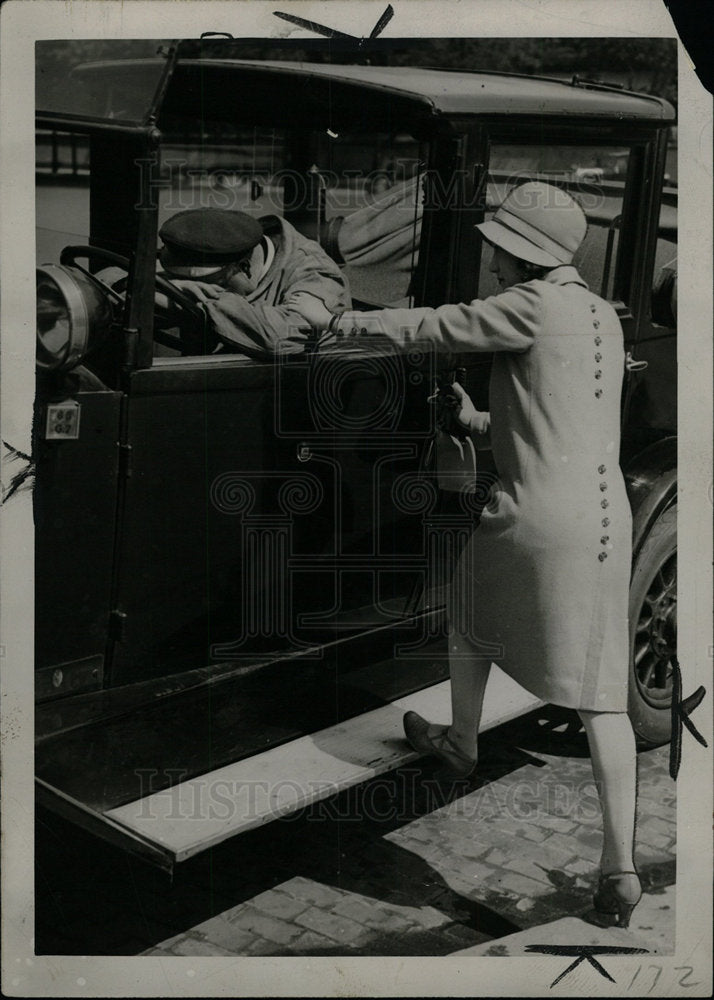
[36, 264, 113, 372]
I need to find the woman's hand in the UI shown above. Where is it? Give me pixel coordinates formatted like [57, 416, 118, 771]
[451, 381, 477, 430]
[452, 381, 490, 436]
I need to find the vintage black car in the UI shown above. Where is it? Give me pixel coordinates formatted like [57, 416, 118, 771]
[32, 42, 678, 869]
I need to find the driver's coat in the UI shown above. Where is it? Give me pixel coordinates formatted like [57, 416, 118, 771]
[206, 215, 350, 356]
[334, 267, 632, 712]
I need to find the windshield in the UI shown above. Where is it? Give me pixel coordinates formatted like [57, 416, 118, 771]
[36, 41, 172, 123]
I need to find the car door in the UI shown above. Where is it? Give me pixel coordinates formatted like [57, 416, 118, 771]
[105, 119, 450, 684]
[105, 353, 337, 684]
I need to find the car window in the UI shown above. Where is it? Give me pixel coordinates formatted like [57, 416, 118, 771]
[479, 143, 632, 300]
[155, 123, 426, 306]
[36, 43, 172, 124]
[153, 125, 427, 357]
[156, 122, 289, 223]
[309, 131, 425, 308]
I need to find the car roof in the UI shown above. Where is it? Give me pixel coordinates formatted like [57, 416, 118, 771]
[193, 60, 675, 120]
[41, 57, 676, 127]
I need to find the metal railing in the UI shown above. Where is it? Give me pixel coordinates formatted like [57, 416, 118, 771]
[36, 131, 90, 177]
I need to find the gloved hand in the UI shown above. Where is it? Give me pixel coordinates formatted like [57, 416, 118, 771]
[451, 381, 490, 435]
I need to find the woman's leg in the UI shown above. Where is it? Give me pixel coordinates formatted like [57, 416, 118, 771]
[412, 531, 499, 764]
[407, 629, 491, 772]
[578, 709, 638, 874]
[445, 630, 492, 760]
[434, 542, 494, 760]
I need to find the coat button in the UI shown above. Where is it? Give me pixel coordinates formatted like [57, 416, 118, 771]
[600, 482, 608, 491]
[590, 304, 597, 313]
[593, 320, 600, 328]
[601, 499, 609, 508]
[360, 327, 368, 336]
[595, 389, 603, 398]
[595, 370, 602, 379]
[598, 551, 608, 561]
[595, 352, 602, 362]
[602, 517, 610, 527]
[350, 326, 358, 337]
[598, 464, 606, 473]
[594, 336, 602, 346]
[601, 535, 610, 544]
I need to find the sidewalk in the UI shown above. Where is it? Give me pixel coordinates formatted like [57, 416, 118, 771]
[453, 882, 676, 956]
[142, 730, 675, 957]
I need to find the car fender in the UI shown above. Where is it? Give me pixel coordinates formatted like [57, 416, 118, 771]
[623, 435, 677, 561]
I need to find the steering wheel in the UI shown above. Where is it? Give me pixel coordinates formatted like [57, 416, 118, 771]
[59, 245, 215, 354]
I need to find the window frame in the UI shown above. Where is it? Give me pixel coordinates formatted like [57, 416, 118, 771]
[471, 119, 666, 342]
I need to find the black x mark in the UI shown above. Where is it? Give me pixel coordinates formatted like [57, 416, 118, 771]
[525, 944, 649, 987]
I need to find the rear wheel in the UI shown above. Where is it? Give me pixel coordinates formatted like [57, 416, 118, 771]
[628, 503, 676, 747]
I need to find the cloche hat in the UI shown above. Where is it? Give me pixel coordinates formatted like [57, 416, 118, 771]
[475, 181, 587, 268]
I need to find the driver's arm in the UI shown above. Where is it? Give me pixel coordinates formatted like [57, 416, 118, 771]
[162, 280, 224, 305]
[204, 255, 350, 358]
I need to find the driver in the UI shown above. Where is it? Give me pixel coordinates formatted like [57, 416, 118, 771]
[158, 208, 351, 357]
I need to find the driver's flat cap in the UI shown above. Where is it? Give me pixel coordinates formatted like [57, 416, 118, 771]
[159, 209, 263, 267]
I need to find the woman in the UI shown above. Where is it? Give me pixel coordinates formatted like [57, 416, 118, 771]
[324, 181, 641, 928]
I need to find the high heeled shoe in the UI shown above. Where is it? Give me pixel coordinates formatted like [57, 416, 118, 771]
[403, 711, 477, 778]
[592, 871, 642, 929]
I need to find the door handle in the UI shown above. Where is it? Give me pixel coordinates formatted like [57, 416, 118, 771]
[625, 351, 648, 373]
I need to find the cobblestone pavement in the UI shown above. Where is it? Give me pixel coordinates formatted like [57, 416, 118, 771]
[136, 711, 676, 958]
[35, 707, 676, 957]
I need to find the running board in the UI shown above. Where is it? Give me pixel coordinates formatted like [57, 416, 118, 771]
[105, 669, 542, 865]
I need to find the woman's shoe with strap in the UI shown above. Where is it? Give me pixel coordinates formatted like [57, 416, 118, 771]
[592, 871, 642, 929]
[403, 711, 477, 779]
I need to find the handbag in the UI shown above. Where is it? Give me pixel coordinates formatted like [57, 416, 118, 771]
[426, 367, 478, 494]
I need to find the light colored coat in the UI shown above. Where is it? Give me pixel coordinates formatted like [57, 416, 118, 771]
[334, 267, 631, 711]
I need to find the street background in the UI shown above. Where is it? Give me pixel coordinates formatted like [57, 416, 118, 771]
[36, 704, 676, 957]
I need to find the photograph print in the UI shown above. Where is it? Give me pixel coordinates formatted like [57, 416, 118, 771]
[2, 1, 712, 997]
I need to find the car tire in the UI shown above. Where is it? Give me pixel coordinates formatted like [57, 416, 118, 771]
[628, 502, 676, 747]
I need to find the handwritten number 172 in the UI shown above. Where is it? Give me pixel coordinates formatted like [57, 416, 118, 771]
[628, 965, 699, 991]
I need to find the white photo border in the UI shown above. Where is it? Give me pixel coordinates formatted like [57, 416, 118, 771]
[1, 1, 711, 996]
